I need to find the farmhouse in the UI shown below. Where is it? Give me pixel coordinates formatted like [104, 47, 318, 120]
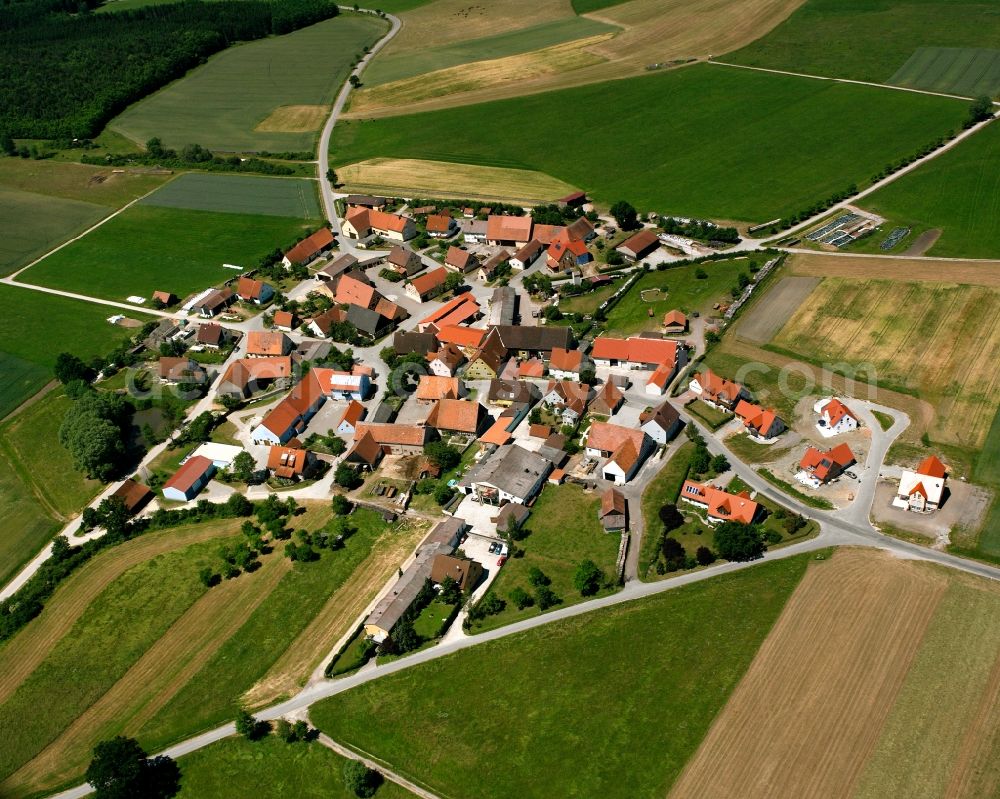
[282, 227, 335, 268]
[511, 240, 544, 270]
[434, 325, 486, 353]
[336, 400, 367, 436]
[617, 229, 660, 262]
[492, 325, 572, 357]
[216, 356, 293, 398]
[426, 214, 456, 238]
[479, 251, 511, 283]
[459, 444, 552, 505]
[464, 331, 508, 380]
[546, 231, 591, 273]
[599, 487, 628, 532]
[156, 357, 205, 385]
[591, 380, 624, 416]
[311, 368, 370, 401]
[645, 362, 675, 396]
[893, 455, 947, 513]
[193, 287, 235, 318]
[517, 358, 545, 379]
[486, 214, 533, 247]
[430, 554, 482, 591]
[196, 323, 228, 349]
[416, 375, 462, 403]
[417, 292, 481, 332]
[585, 423, 652, 485]
[163, 455, 215, 502]
[315, 253, 357, 284]
[342, 208, 416, 242]
[353, 423, 429, 455]
[549, 347, 583, 380]
[543, 380, 590, 424]
[815, 397, 860, 437]
[425, 399, 489, 436]
[488, 378, 541, 407]
[797, 443, 856, 487]
[335, 271, 379, 309]
[236, 276, 274, 305]
[640, 401, 682, 445]
[734, 400, 786, 441]
[445, 246, 479, 273]
[428, 344, 465, 377]
[689, 369, 748, 410]
[393, 330, 437, 358]
[246, 331, 292, 358]
[458, 218, 488, 243]
[267, 446, 315, 480]
[252, 372, 326, 445]
[343, 431, 384, 470]
[347, 305, 393, 340]
[680, 480, 760, 525]
[662, 309, 687, 334]
[381, 246, 419, 278]
[592, 336, 685, 377]
[406, 266, 448, 302]
[306, 307, 348, 338]
[272, 310, 296, 333]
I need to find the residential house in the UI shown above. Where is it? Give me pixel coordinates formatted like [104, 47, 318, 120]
[543, 380, 590, 425]
[425, 399, 489, 437]
[734, 400, 786, 441]
[599, 488, 628, 532]
[342, 208, 415, 242]
[464, 330, 508, 380]
[272, 310, 296, 332]
[163, 455, 215, 502]
[689, 369, 748, 410]
[893, 455, 947, 513]
[491, 325, 572, 358]
[517, 358, 546, 379]
[680, 480, 761, 524]
[546, 230, 591, 273]
[385, 245, 422, 277]
[590, 380, 624, 416]
[428, 343, 465, 377]
[640, 401, 682, 445]
[585, 423, 652, 485]
[479, 250, 511, 282]
[458, 218, 488, 243]
[426, 214, 456, 238]
[458, 444, 552, 505]
[353, 423, 429, 455]
[430, 554, 482, 590]
[315, 253, 358, 284]
[487, 379, 540, 408]
[216, 356, 293, 398]
[306, 307, 348, 338]
[492, 502, 531, 532]
[246, 331, 292, 358]
[252, 371, 326, 445]
[336, 400, 367, 437]
[193, 287, 235, 318]
[111, 479, 154, 516]
[445, 246, 479, 273]
[511, 240, 544, 270]
[343, 431, 384, 470]
[548, 347, 583, 380]
[617, 229, 660, 262]
[486, 214, 533, 247]
[311, 368, 370, 401]
[815, 397, 860, 437]
[236, 276, 274, 305]
[196, 323, 228, 349]
[347, 305, 393, 340]
[374, 296, 408, 324]
[393, 330, 437, 358]
[282, 227, 335, 267]
[797, 443, 856, 487]
[417, 292, 482, 332]
[662, 309, 687, 334]
[415, 375, 462, 403]
[406, 266, 448, 302]
[645, 362, 675, 396]
[566, 216, 596, 242]
[335, 271, 379, 309]
[190, 442, 243, 470]
[592, 336, 685, 377]
[267, 446, 315, 480]
[156, 357, 205, 385]
[433, 325, 486, 353]
[488, 286, 517, 327]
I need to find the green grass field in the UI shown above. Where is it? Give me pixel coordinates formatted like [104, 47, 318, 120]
[111, 14, 389, 152]
[0, 187, 107, 277]
[603, 258, 745, 335]
[0, 159, 169, 207]
[0, 445, 59, 589]
[136, 510, 395, 750]
[364, 16, 617, 86]
[140, 173, 320, 218]
[21, 205, 317, 302]
[469, 483, 621, 632]
[858, 121, 1000, 259]
[639, 441, 693, 578]
[560, 277, 624, 315]
[176, 737, 415, 799]
[312, 553, 815, 799]
[0, 537, 223, 785]
[889, 47, 1000, 97]
[571, 0, 630, 12]
[330, 65, 967, 222]
[725, 0, 1000, 85]
[0, 284, 148, 418]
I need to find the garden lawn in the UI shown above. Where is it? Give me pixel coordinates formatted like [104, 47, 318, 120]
[858, 121, 1000, 259]
[110, 14, 389, 152]
[602, 258, 752, 335]
[725, 0, 1000, 85]
[685, 399, 734, 430]
[468, 483, 621, 632]
[20, 205, 318, 302]
[136, 510, 398, 749]
[312, 553, 815, 799]
[639, 441, 694, 578]
[0, 284, 149, 418]
[560, 277, 624, 315]
[328, 64, 967, 222]
[175, 736, 415, 799]
[140, 173, 320, 218]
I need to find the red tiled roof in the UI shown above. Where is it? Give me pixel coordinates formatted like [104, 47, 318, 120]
[434, 324, 486, 349]
[339, 399, 366, 427]
[236, 276, 268, 301]
[586, 422, 645, 456]
[426, 214, 453, 233]
[486, 214, 533, 242]
[694, 368, 744, 404]
[647, 363, 673, 390]
[800, 443, 856, 482]
[663, 309, 686, 327]
[592, 336, 680, 367]
[246, 331, 287, 356]
[353, 423, 427, 447]
[335, 273, 378, 308]
[917, 455, 946, 478]
[680, 480, 759, 524]
[346, 208, 410, 234]
[518, 358, 545, 378]
[445, 246, 478, 271]
[618, 229, 659, 257]
[419, 292, 480, 328]
[410, 266, 447, 297]
[549, 347, 582, 372]
[479, 417, 514, 446]
[822, 398, 857, 427]
[164, 455, 213, 494]
[267, 446, 309, 477]
[273, 310, 295, 329]
[416, 375, 460, 401]
[600, 487, 626, 516]
[284, 227, 334, 265]
[426, 399, 483, 433]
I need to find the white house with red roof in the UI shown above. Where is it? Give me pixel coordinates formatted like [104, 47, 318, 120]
[679, 480, 761, 525]
[814, 397, 859, 437]
[342, 208, 416, 242]
[591, 336, 685, 378]
[689, 369, 749, 410]
[549, 347, 584, 380]
[893, 455, 947, 512]
[585, 422, 652, 485]
[734, 400, 786, 441]
[796, 443, 856, 488]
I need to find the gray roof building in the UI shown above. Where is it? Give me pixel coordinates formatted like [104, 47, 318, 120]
[459, 444, 552, 504]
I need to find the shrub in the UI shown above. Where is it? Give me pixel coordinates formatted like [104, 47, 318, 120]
[695, 546, 716, 566]
[510, 586, 534, 610]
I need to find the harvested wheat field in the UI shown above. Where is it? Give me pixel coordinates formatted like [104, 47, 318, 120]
[255, 104, 328, 133]
[771, 276, 1000, 449]
[787, 252, 1000, 287]
[337, 158, 579, 205]
[671, 548, 1000, 799]
[346, 0, 805, 116]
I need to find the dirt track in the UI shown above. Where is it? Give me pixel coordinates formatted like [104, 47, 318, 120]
[788, 252, 1000, 286]
[669, 549, 948, 799]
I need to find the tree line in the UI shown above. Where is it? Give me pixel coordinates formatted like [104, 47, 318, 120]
[0, 0, 338, 138]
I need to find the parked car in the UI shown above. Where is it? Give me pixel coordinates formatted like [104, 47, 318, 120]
[497, 556, 507, 567]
